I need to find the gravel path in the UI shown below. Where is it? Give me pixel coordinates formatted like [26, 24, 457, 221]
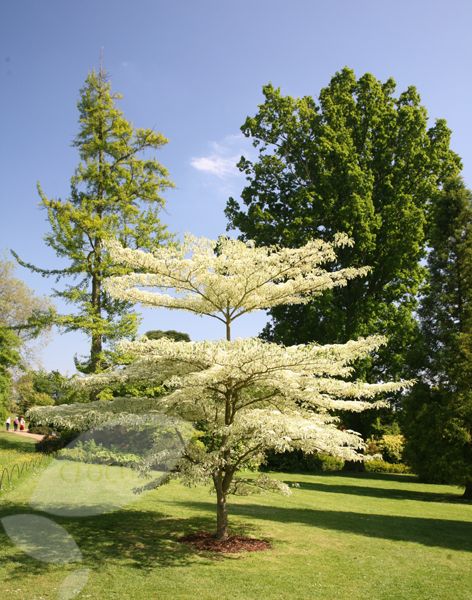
[5, 430, 45, 441]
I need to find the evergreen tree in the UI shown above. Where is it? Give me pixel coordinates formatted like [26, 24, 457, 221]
[403, 176, 472, 498]
[226, 68, 460, 397]
[14, 68, 174, 373]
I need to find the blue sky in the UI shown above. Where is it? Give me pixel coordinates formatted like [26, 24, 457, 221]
[1, 0, 472, 373]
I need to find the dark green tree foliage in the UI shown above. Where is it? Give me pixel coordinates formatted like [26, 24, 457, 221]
[403, 177, 472, 498]
[14, 69, 174, 373]
[15, 370, 89, 415]
[226, 68, 460, 395]
[0, 326, 21, 418]
[144, 329, 191, 342]
[0, 258, 53, 417]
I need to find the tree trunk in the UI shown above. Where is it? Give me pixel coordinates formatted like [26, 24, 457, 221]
[90, 331, 103, 372]
[463, 481, 472, 500]
[215, 482, 229, 540]
[90, 87, 105, 376]
[89, 270, 102, 373]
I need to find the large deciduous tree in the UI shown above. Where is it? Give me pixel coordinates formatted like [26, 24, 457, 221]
[226, 68, 460, 391]
[32, 234, 409, 540]
[0, 258, 52, 416]
[0, 326, 21, 418]
[403, 176, 472, 498]
[14, 68, 174, 373]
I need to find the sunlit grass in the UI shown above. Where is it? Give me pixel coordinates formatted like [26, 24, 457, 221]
[0, 465, 471, 600]
[0, 432, 37, 469]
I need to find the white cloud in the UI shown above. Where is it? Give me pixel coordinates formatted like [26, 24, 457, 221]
[190, 133, 251, 180]
[190, 154, 240, 178]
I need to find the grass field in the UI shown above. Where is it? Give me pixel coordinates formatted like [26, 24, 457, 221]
[0, 431, 37, 468]
[0, 432, 36, 454]
[0, 432, 47, 496]
[0, 461, 471, 600]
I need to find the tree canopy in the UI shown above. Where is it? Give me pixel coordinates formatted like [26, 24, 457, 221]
[226, 68, 461, 388]
[0, 258, 53, 417]
[31, 234, 409, 539]
[13, 68, 174, 373]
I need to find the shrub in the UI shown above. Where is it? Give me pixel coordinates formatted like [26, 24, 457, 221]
[366, 434, 405, 463]
[364, 459, 411, 474]
[58, 439, 143, 468]
[263, 450, 344, 473]
[28, 424, 53, 436]
[35, 430, 78, 453]
[378, 434, 405, 463]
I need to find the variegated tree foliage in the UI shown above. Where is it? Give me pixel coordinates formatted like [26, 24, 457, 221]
[30, 234, 409, 539]
[104, 233, 369, 338]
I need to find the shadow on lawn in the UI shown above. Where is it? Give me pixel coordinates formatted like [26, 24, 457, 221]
[289, 479, 464, 503]
[0, 502, 232, 580]
[167, 500, 472, 553]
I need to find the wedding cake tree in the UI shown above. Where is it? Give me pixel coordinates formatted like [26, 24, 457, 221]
[32, 234, 408, 540]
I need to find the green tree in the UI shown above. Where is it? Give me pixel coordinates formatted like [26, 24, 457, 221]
[144, 330, 190, 342]
[0, 326, 21, 419]
[14, 68, 174, 373]
[14, 370, 88, 415]
[403, 176, 472, 498]
[0, 258, 53, 417]
[226, 68, 460, 403]
[14, 371, 54, 416]
[31, 234, 409, 540]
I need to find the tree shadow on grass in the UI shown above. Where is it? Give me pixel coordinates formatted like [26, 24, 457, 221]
[167, 500, 472, 553]
[288, 479, 464, 503]
[0, 501, 243, 581]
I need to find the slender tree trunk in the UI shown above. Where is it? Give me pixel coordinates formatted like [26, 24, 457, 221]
[90, 270, 102, 373]
[90, 77, 105, 375]
[215, 475, 229, 540]
[214, 315, 232, 539]
[463, 481, 472, 500]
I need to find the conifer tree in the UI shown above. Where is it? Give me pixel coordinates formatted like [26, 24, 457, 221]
[14, 68, 174, 372]
[403, 176, 472, 498]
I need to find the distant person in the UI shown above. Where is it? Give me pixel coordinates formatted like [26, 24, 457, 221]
[19, 417, 25, 431]
[5, 416, 11, 432]
[13, 417, 19, 432]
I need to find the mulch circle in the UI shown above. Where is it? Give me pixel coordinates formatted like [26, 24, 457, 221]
[180, 531, 271, 553]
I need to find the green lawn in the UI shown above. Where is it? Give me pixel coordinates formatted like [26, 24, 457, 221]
[0, 463, 471, 600]
[0, 431, 37, 448]
[0, 431, 37, 468]
[0, 432, 47, 497]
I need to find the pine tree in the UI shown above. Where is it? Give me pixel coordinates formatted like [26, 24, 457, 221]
[14, 69, 174, 372]
[403, 176, 472, 498]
